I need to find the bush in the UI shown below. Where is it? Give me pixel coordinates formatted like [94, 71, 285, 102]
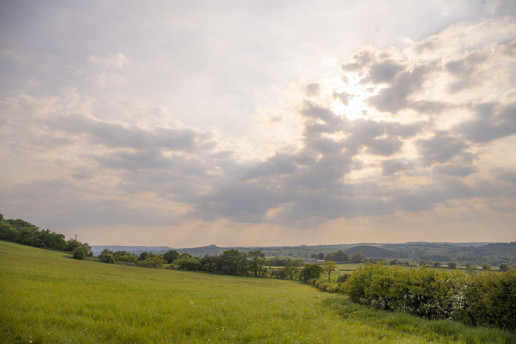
[138, 254, 164, 268]
[342, 264, 516, 330]
[72, 246, 87, 260]
[337, 273, 350, 283]
[99, 249, 115, 263]
[174, 256, 202, 271]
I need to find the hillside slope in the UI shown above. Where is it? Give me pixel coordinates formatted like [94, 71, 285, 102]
[1, 241, 513, 343]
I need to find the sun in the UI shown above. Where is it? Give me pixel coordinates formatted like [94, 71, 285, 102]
[329, 72, 385, 120]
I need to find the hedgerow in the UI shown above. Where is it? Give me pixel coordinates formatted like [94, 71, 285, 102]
[342, 263, 516, 330]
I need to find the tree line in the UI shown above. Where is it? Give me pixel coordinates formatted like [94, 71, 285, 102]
[0, 214, 92, 257]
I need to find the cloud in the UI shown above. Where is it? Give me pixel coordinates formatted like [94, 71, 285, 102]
[1, 5, 516, 244]
[457, 102, 516, 143]
[417, 131, 474, 165]
[89, 53, 129, 69]
[51, 113, 215, 152]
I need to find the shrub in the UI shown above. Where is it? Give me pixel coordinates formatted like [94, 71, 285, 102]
[174, 255, 202, 271]
[342, 264, 516, 330]
[337, 273, 350, 283]
[72, 246, 87, 260]
[99, 249, 115, 263]
[138, 254, 164, 268]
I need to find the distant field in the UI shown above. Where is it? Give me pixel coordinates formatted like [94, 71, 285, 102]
[337, 263, 361, 272]
[1, 241, 514, 343]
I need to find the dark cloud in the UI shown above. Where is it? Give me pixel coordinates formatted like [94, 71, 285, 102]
[417, 131, 473, 165]
[457, 102, 516, 143]
[393, 179, 475, 212]
[334, 91, 351, 105]
[365, 137, 403, 156]
[445, 51, 489, 93]
[365, 60, 404, 83]
[381, 159, 412, 176]
[368, 65, 430, 113]
[52, 113, 215, 151]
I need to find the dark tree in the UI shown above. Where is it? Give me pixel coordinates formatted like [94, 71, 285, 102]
[163, 250, 180, 264]
[299, 264, 324, 282]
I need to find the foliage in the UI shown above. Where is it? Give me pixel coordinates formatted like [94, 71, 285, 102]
[72, 245, 88, 260]
[350, 252, 366, 263]
[325, 250, 349, 262]
[113, 251, 138, 264]
[499, 263, 510, 272]
[322, 260, 338, 282]
[342, 263, 516, 330]
[99, 249, 115, 263]
[137, 253, 164, 268]
[0, 214, 68, 251]
[248, 250, 266, 277]
[337, 273, 350, 283]
[299, 264, 324, 282]
[174, 255, 202, 271]
[163, 249, 179, 264]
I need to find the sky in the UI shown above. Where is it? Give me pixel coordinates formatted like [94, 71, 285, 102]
[1, 1, 516, 247]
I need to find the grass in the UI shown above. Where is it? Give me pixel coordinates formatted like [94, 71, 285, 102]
[1, 241, 514, 343]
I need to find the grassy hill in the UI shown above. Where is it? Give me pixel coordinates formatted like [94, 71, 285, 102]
[1, 241, 514, 343]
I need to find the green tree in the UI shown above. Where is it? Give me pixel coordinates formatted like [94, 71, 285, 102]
[72, 245, 87, 260]
[322, 260, 337, 282]
[163, 250, 180, 264]
[138, 253, 164, 268]
[299, 264, 324, 282]
[499, 263, 510, 272]
[220, 249, 248, 276]
[482, 263, 491, 271]
[281, 259, 300, 280]
[447, 262, 457, 269]
[99, 249, 115, 263]
[175, 255, 202, 271]
[248, 250, 266, 277]
[350, 252, 366, 263]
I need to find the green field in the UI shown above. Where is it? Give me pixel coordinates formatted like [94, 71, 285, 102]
[1, 241, 514, 343]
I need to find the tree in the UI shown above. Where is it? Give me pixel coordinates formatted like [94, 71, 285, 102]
[138, 253, 164, 268]
[350, 252, 366, 263]
[163, 250, 180, 264]
[72, 246, 87, 260]
[447, 262, 457, 269]
[499, 263, 510, 272]
[299, 264, 323, 282]
[99, 249, 115, 263]
[248, 250, 266, 277]
[281, 259, 300, 280]
[175, 255, 202, 271]
[220, 249, 248, 276]
[482, 263, 491, 271]
[138, 252, 150, 261]
[322, 260, 337, 282]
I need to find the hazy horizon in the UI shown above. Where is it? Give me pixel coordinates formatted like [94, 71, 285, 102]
[1, 1, 516, 247]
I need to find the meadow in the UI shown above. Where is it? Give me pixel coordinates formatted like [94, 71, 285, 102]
[1, 241, 514, 343]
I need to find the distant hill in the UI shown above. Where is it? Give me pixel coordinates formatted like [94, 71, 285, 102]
[90, 242, 516, 265]
[345, 245, 398, 258]
[91, 245, 173, 256]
